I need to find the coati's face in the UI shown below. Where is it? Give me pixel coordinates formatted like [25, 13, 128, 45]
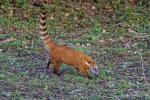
[85, 58, 99, 76]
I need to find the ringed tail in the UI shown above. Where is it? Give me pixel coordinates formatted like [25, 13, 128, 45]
[39, 7, 51, 44]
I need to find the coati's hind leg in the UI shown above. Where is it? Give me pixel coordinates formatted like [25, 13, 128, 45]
[53, 61, 62, 76]
[46, 60, 51, 75]
[47, 60, 51, 69]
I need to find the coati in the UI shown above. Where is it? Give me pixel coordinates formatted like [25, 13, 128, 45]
[39, 4, 99, 78]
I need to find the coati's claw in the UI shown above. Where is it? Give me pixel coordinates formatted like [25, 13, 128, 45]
[53, 70, 61, 76]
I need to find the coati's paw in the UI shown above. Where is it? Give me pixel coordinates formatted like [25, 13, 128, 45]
[53, 70, 61, 76]
[87, 75, 92, 79]
[46, 60, 51, 69]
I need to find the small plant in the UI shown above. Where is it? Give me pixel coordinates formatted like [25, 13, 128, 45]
[81, 23, 102, 43]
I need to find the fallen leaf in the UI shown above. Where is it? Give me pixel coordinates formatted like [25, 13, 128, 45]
[65, 13, 70, 18]
[0, 48, 4, 52]
[0, 28, 6, 34]
[0, 37, 16, 44]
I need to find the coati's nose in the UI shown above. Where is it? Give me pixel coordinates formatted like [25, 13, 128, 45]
[90, 67, 99, 76]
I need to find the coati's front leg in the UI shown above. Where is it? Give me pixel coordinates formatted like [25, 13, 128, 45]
[75, 68, 80, 74]
[53, 61, 62, 76]
[79, 66, 91, 79]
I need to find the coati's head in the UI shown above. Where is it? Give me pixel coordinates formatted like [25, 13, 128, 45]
[85, 57, 99, 76]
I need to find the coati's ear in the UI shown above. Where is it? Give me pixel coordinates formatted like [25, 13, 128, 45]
[90, 67, 99, 76]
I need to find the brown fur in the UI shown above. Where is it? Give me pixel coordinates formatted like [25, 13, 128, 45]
[48, 44, 97, 78]
[39, 5, 98, 78]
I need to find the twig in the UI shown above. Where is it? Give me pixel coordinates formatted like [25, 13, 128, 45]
[132, 36, 148, 85]
[138, 48, 148, 84]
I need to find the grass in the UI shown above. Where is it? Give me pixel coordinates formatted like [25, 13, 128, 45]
[0, 0, 150, 99]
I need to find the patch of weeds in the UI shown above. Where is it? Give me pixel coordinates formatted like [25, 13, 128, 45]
[0, 55, 24, 68]
[10, 91, 24, 99]
[118, 80, 132, 90]
[6, 75, 20, 85]
[104, 47, 129, 56]
[4, 18, 24, 29]
[137, 42, 148, 50]
[0, 39, 22, 48]
[114, 90, 124, 97]
[59, 33, 67, 39]
[138, 96, 150, 100]
[0, 34, 12, 40]
[25, 62, 37, 68]
[0, 54, 19, 68]
[100, 68, 113, 80]
[0, 17, 36, 31]
[63, 71, 89, 83]
[18, 72, 29, 78]
[115, 80, 133, 96]
[0, 73, 7, 80]
[137, 24, 150, 33]
[21, 18, 37, 30]
[86, 96, 104, 100]
[1, 91, 11, 98]
[28, 78, 43, 88]
[14, 61, 23, 68]
[76, 47, 91, 54]
[117, 6, 150, 32]
[81, 23, 102, 43]
[73, 76, 85, 82]
[100, 63, 114, 80]
[63, 74, 76, 81]
[0, 17, 9, 26]
[119, 61, 133, 70]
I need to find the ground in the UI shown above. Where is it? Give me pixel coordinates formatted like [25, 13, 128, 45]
[0, 0, 150, 99]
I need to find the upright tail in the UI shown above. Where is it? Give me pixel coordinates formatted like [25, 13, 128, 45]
[39, 7, 51, 44]
[39, 7, 56, 49]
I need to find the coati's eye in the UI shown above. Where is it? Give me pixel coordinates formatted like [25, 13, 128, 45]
[87, 61, 92, 64]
